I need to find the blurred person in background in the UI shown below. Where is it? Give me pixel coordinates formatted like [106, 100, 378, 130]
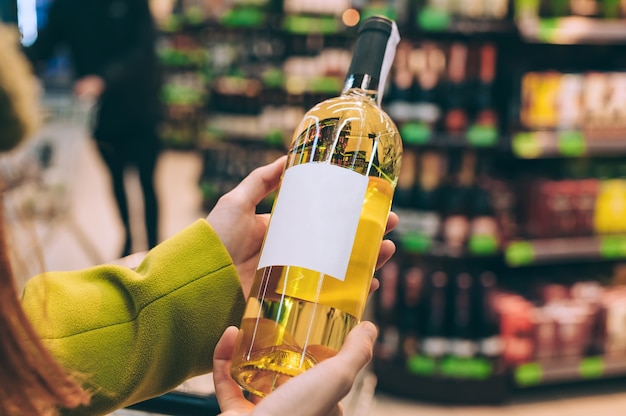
[24, 0, 163, 257]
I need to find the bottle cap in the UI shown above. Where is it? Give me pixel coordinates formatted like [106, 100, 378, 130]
[347, 16, 401, 105]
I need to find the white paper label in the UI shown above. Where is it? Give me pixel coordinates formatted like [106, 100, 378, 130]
[257, 163, 368, 281]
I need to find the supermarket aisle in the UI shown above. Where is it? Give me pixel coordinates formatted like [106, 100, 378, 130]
[18, 133, 626, 415]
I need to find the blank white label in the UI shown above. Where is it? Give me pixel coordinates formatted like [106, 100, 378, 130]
[257, 163, 368, 281]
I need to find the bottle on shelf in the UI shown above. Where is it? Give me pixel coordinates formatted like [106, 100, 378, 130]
[443, 42, 469, 135]
[374, 259, 402, 364]
[474, 271, 504, 366]
[474, 43, 498, 129]
[420, 267, 450, 360]
[449, 269, 478, 358]
[230, 15, 402, 397]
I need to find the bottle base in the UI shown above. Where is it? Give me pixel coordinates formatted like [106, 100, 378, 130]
[231, 347, 319, 397]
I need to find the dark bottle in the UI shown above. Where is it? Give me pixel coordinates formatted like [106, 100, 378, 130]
[475, 271, 504, 363]
[374, 259, 402, 363]
[412, 42, 445, 130]
[449, 269, 478, 358]
[468, 185, 500, 256]
[420, 268, 450, 359]
[443, 43, 469, 135]
[474, 43, 498, 128]
[440, 150, 475, 254]
[399, 265, 426, 359]
[412, 150, 445, 242]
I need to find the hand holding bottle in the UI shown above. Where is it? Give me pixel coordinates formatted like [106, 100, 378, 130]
[213, 322, 378, 416]
[206, 156, 398, 299]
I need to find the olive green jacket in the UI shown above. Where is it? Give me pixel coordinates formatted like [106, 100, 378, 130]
[21, 219, 246, 415]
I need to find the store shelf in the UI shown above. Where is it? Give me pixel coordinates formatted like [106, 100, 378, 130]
[400, 123, 501, 149]
[515, 356, 626, 388]
[512, 131, 626, 159]
[416, 7, 515, 34]
[517, 17, 626, 44]
[505, 235, 626, 267]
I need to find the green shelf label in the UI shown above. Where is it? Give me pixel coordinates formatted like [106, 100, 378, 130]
[309, 77, 342, 94]
[515, 362, 543, 387]
[361, 6, 397, 21]
[600, 236, 626, 259]
[262, 68, 284, 89]
[468, 235, 499, 256]
[558, 131, 586, 157]
[537, 18, 560, 43]
[580, 356, 604, 379]
[467, 125, 498, 147]
[440, 357, 493, 380]
[265, 130, 284, 147]
[401, 122, 431, 145]
[506, 241, 535, 266]
[400, 232, 433, 254]
[512, 132, 542, 159]
[417, 7, 451, 31]
[407, 354, 437, 376]
[221, 7, 265, 28]
[283, 15, 340, 34]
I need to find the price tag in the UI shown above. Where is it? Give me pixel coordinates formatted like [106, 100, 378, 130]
[417, 7, 451, 32]
[361, 6, 397, 21]
[558, 131, 586, 157]
[440, 357, 493, 380]
[468, 235, 499, 256]
[407, 355, 437, 376]
[579, 356, 604, 379]
[506, 241, 535, 266]
[512, 133, 542, 158]
[537, 19, 559, 43]
[400, 232, 432, 254]
[600, 236, 624, 259]
[515, 363, 542, 387]
[401, 122, 431, 145]
[467, 125, 498, 147]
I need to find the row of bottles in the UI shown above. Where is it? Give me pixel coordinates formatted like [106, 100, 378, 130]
[497, 263, 626, 366]
[419, 0, 510, 21]
[385, 40, 500, 143]
[374, 256, 504, 379]
[393, 149, 501, 255]
[374, 257, 626, 380]
[524, 176, 626, 238]
[522, 0, 626, 19]
[520, 70, 626, 133]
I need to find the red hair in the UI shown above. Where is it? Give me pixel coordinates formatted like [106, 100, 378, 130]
[0, 196, 90, 415]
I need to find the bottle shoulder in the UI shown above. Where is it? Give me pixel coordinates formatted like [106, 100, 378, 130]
[304, 94, 401, 136]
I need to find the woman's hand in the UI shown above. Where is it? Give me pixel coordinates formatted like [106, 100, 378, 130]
[206, 156, 399, 298]
[213, 322, 378, 416]
[206, 156, 285, 297]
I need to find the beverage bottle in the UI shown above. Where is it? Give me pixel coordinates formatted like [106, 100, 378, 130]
[230, 16, 402, 397]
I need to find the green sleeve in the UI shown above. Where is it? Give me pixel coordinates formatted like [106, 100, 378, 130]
[21, 219, 246, 416]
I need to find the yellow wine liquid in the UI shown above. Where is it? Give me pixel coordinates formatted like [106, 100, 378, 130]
[231, 89, 402, 396]
[231, 178, 393, 396]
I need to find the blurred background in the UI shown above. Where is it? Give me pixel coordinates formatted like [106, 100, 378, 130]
[3, 0, 626, 414]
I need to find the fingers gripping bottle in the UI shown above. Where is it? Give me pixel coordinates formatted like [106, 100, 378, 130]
[231, 16, 402, 397]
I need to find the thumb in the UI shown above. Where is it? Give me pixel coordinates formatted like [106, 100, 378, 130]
[213, 327, 255, 414]
[229, 156, 286, 209]
[254, 321, 377, 416]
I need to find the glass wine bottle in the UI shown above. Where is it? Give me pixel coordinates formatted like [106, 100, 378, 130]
[230, 16, 402, 397]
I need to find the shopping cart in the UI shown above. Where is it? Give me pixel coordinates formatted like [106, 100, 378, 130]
[0, 92, 104, 285]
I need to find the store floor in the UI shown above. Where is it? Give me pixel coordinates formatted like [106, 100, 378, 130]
[12, 131, 626, 415]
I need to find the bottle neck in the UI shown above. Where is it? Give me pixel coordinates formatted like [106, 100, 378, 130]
[342, 74, 380, 100]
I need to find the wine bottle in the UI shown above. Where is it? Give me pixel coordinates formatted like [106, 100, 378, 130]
[230, 16, 402, 397]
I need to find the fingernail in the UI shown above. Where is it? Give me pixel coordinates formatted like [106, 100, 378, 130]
[360, 321, 377, 342]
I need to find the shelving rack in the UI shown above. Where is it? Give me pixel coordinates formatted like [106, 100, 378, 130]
[153, 0, 626, 406]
